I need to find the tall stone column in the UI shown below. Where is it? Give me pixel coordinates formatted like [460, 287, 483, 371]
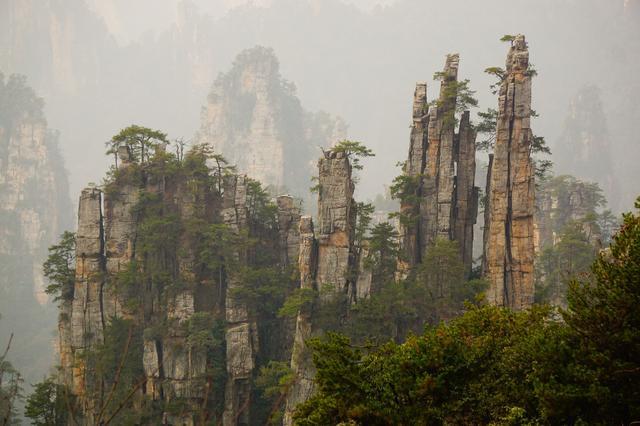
[316, 150, 355, 297]
[222, 175, 257, 426]
[399, 55, 479, 277]
[420, 54, 460, 255]
[68, 187, 105, 422]
[484, 35, 535, 310]
[282, 216, 317, 426]
[277, 195, 302, 268]
[103, 146, 139, 319]
[400, 83, 429, 268]
[283, 150, 356, 425]
[482, 153, 494, 275]
[453, 111, 479, 278]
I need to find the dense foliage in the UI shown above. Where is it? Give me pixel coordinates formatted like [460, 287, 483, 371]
[35, 126, 298, 424]
[535, 175, 619, 306]
[24, 377, 70, 425]
[31, 120, 635, 425]
[43, 231, 76, 302]
[293, 198, 640, 425]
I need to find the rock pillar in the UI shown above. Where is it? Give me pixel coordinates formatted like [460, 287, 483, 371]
[483, 35, 535, 310]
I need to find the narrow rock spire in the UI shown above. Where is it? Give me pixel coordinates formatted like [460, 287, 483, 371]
[483, 34, 536, 310]
[283, 149, 356, 425]
[399, 55, 478, 277]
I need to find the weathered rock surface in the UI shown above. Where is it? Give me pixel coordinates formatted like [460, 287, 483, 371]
[283, 150, 357, 425]
[222, 175, 257, 426]
[276, 195, 303, 361]
[423, 54, 459, 249]
[316, 151, 355, 296]
[399, 57, 478, 277]
[283, 216, 317, 426]
[63, 158, 293, 423]
[277, 195, 302, 267]
[483, 35, 535, 310]
[67, 187, 104, 422]
[453, 111, 479, 278]
[399, 82, 429, 268]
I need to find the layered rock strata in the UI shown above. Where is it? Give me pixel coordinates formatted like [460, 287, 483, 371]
[283, 150, 356, 425]
[483, 35, 535, 310]
[399, 82, 429, 268]
[222, 175, 256, 426]
[277, 195, 302, 267]
[399, 56, 478, 277]
[453, 111, 479, 278]
[62, 140, 307, 423]
[423, 54, 460, 249]
[66, 187, 104, 422]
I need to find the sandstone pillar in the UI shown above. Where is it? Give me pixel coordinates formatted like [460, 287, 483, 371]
[484, 35, 535, 310]
[283, 150, 356, 425]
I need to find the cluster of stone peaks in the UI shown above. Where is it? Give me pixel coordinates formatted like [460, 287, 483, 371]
[398, 36, 535, 312]
[59, 35, 536, 424]
[58, 147, 296, 423]
[399, 53, 479, 280]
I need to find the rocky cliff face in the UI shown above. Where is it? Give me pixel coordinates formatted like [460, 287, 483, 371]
[0, 73, 72, 391]
[399, 56, 478, 278]
[197, 46, 347, 199]
[59, 144, 302, 423]
[483, 35, 535, 310]
[283, 149, 357, 425]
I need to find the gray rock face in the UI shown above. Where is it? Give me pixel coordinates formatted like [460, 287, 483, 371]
[423, 54, 459, 249]
[482, 154, 494, 275]
[399, 56, 479, 277]
[483, 35, 535, 310]
[399, 82, 429, 269]
[355, 241, 374, 299]
[103, 157, 139, 319]
[282, 216, 317, 426]
[453, 111, 479, 279]
[283, 151, 356, 425]
[276, 195, 303, 361]
[277, 195, 302, 267]
[554, 85, 619, 210]
[66, 187, 104, 422]
[222, 174, 257, 426]
[62, 159, 305, 424]
[316, 150, 355, 295]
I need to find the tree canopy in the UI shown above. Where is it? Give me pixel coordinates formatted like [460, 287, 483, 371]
[294, 198, 640, 425]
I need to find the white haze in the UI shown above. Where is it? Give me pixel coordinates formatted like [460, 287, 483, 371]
[2, 0, 638, 211]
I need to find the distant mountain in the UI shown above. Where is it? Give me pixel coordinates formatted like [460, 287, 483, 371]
[1, 0, 638, 209]
[197, 46, 346, 203]
[0, 73, 72, 395]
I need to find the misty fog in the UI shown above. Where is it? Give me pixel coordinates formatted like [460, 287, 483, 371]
[0, 0, 639, 423]
[1, 0, 638, 210]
